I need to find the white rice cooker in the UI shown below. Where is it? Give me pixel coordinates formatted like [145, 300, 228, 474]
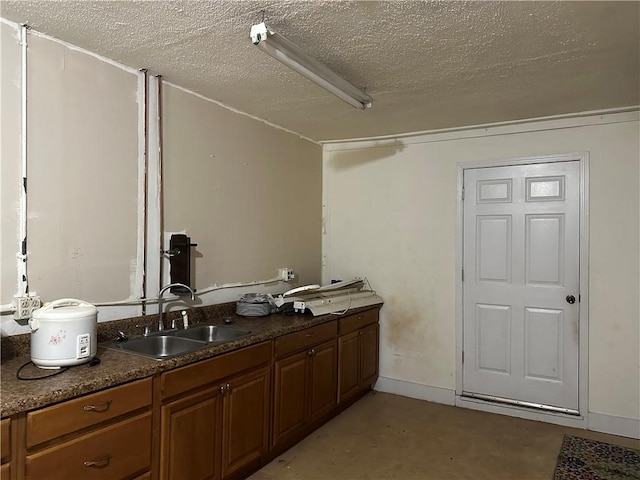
[29, 298, 98, 369]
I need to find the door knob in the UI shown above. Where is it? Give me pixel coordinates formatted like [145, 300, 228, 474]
[566, 295, 576, 304]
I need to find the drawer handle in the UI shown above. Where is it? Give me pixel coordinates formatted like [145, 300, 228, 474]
[305, 332, 316, 337]
[83, 400, 112, 412]
[84, 454, 111, 468]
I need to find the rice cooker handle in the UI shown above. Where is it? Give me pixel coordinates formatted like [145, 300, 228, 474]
[29, 298, 93, 332]
[41, 298, 93, 311]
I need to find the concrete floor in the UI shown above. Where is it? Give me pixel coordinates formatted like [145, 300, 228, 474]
[251, 391, 640, 480]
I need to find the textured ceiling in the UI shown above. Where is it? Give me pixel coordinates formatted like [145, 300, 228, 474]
[1, 1, 638, 142]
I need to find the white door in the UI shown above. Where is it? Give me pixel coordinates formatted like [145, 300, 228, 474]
[462, 161, 580, 413]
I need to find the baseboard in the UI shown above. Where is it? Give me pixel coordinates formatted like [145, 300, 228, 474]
[588, 412, 640, 439]
[373, 376, 455, 405]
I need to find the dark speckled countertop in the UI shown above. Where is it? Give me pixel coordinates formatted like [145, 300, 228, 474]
[1, 303, 380, 418]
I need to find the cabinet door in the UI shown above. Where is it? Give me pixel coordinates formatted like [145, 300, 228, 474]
[309, 340, 337, 422]
[0, 419, 9, 480]
[272, 351, 308, 447]
[338, 331, 360, 403]
[222, 367, 270, 479]
[160, 387, 222, 480]
[360, 323, 379, 387]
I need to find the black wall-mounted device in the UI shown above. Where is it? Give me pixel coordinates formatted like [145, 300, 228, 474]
[168, 234, 197, 294]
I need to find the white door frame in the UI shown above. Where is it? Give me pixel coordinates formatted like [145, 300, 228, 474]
[455, 152, 590, 427]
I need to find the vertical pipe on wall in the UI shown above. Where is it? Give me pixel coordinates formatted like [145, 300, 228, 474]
[157, 75, 164, 292]
[18, 23, 28, 296]
[138, 69, 149, 314]
[144, 74, 161, 307]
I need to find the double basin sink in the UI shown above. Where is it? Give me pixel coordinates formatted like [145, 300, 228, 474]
[104, 324, 252, 360]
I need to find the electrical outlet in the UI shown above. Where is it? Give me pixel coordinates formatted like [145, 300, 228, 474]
[13, 293, 41, 321]
[278, 268, 288, 281]
[278, 268, 295, 282]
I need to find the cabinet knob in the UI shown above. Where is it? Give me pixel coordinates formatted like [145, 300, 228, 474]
[84, 454, 111, 468]
[83, 400, 112, 412]
[308, 348, 315, 356]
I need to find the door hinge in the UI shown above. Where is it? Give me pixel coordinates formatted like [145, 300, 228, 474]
[461, 269, 464, 281]
[461, 187, 465, 200]
[462, 351, 464, 363]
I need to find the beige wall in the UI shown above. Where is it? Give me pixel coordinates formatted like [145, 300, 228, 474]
[1, 22, 22, 304]
[1, 26, 323, 334]
[162, 85, 322, 288]
[26, 34, 140, 302]
[322, 114, 640, 421]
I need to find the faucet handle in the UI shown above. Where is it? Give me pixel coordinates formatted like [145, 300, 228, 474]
[171, 318, 178, 329]
[136, 324, 151, 336]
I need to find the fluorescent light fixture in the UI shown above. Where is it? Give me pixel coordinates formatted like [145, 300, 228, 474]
[250, 22, 373, 110]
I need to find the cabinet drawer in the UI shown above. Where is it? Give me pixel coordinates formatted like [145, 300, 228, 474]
[161, 341, 271, 399]
[26, 377, 152, 448]
[275, 321, 337, 358]
[1, 419, 9, 464]
[339, 309, 378, 335]
[26, 412, 151, 480]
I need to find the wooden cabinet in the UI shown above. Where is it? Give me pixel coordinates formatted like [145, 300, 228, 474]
[309, 341, 338, 422]
[338, 309, 380, 405]
[25, 413, 151, 480]
[26, 378, 152, 449]
[160, 386, 222, 480]
[360, 323, 379, 386]
[221, 366, 270, 478]
[272, 322, 337, 449]
[159, 342, 271, 480]
[24, 378, 153, 480]
[1, 418, 10, 480]
[337, 330, 361, 400]
[6, 307, 380, 480]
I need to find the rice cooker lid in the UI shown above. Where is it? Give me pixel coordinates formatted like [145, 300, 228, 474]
[32, 298, 97, 320]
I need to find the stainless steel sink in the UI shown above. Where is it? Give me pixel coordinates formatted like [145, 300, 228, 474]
[106, 335, 206, 359]
[102, 323, 252, 360]
[175, 325, 251, 343]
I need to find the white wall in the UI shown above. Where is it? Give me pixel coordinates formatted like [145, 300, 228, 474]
[0, 22, 323, 335]
[322, 113, 640, 426]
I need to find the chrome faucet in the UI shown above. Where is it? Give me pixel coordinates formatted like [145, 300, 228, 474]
[157, 283, 195, 332]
